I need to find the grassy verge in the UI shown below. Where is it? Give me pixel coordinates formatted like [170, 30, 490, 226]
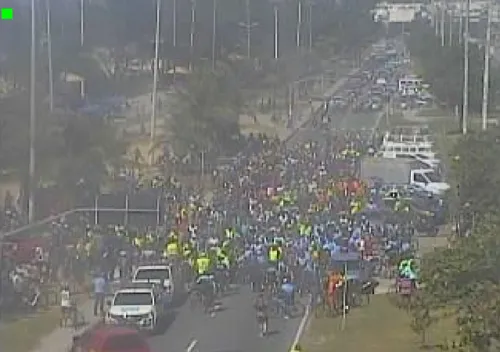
[0, 294, 89, 352]
[302, 295, 456, 352]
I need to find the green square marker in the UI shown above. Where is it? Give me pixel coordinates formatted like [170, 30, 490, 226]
[1, 8, 13, 20]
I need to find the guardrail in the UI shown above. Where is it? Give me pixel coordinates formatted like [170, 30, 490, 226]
[0, 205, 162, 240]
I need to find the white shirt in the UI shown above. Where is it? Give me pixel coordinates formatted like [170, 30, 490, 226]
[60, 289, 71, 307]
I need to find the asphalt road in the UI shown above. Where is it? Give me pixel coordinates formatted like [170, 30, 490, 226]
[148, 286, 304, 352]
[335, 111, 384, 131]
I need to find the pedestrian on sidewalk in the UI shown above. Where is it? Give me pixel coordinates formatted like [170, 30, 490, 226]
[59, 283, 72, 327]
[92, 272, 106, 317]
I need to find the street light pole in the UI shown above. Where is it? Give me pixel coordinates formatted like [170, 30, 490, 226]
[462, 0, 470, 135]
[189, 0, 196, 70]
[150, 0, 161, 164]
[172, 0, 177, 80]
[274, 5, 279, 60]
[449, 5, 453, 45]
[296, 1, 302, 49]
[308, 2, 313, 53]
[28, 0, 37, 223]
[459, 0, 463, 44]
[482, 1, 492, 131]
[441, 4, 445, 46]
[46, 0, 54, 112]
[80, 0, 84, 47]
[212, 0, 217, 70]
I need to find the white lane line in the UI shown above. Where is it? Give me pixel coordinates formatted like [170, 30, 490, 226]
[290, 300, 312, 349]
[186, 339, 198, 352]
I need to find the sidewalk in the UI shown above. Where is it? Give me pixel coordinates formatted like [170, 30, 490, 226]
[30, 299, 100, 352]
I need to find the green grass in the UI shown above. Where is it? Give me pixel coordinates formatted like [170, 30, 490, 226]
[302, 295, 457, 352]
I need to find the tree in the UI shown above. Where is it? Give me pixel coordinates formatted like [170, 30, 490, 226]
[407, 21, 497, 113]
[410, 129, 500, 351]
[167, 63, 243, 158]
[451, 131, 500, 219]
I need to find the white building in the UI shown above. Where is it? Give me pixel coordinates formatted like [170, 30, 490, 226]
[373, 2, 429, 23]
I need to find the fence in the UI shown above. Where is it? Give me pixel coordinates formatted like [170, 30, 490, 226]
[1, 192, 165, 240]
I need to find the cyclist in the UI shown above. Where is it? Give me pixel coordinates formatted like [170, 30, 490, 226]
[254, 292, 269, 337]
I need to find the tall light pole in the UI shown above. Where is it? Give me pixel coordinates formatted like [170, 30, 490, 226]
[459, 0, 463, 44]
[274, 4, 279, 60]
[441, 4, 445, 46]
[239, 0, 258, 59]
[172, 0, 177, 79]
[150, 0, 161, 164]
[296, 1, 302, 49]
[46, 0, 54, 112]
[449, 5, 453, 45]
[80, 0, 84, 47]
[212, 0, 217, 70]
[29, 0, 37, 223]
[462, 0, 470, 135]
[189, 0, 196, 70]
[482, 1, 492, 131]
[308, 1, 314, 53]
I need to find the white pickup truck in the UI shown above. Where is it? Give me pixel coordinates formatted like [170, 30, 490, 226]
[361, 158, 450, 195]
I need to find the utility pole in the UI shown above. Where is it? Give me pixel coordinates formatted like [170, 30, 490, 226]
[308, 1, 313, 53]
[449, 5, 453, 45]
[434, 0, 439, 36]
[189, 0, 195, 70]
[172, 0, 177, 80]
[150, 0, 161, 164]
[482, 1, 492, 131]
[46, 0, 54, 113]
[80, 0, 84, 47]
[459, 0, 463, 44]
[246, 0, 251, 57]
[212, 0, 217, 70]
[239, 0, 258, 60]
[462, 0, 470, 135]
[29, 0, 36, 223]
[441, 3, 446, 46]
[274, 4, 279, 60]
[296, 1, 302, 49]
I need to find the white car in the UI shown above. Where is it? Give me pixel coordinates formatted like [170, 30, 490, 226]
[106, 283, 166, 331]
[132, 264, 176, 303]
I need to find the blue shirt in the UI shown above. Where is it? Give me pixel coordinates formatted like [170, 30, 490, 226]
[93, 276, 106, 294]
[281, 283, 295, 294]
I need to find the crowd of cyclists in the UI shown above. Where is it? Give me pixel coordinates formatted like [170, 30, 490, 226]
[0, 39, 425, 352]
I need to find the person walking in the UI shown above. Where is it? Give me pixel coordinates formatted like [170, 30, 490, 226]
[59, 283, 72, 327]
[92, 272, 106, 317]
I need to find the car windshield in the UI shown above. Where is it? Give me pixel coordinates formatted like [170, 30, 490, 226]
[134, 268, 169, 281]
[113, 292, 152, 306]
[103, 334, 148, 351]
[424, 171, 440, 183]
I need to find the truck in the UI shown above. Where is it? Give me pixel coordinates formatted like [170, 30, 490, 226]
[360, 157, 450, 195]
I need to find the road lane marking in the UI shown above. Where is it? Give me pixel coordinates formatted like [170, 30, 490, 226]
[186, 339, 198, 352]
[290, 299, 312, 349]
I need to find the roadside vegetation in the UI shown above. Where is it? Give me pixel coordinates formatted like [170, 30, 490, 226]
[0, 0, 381, 212]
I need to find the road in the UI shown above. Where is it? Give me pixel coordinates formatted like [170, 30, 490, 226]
[146, 57, 367, 352]
[335, 111, 384, 131]
[148, 286, 303, 352]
